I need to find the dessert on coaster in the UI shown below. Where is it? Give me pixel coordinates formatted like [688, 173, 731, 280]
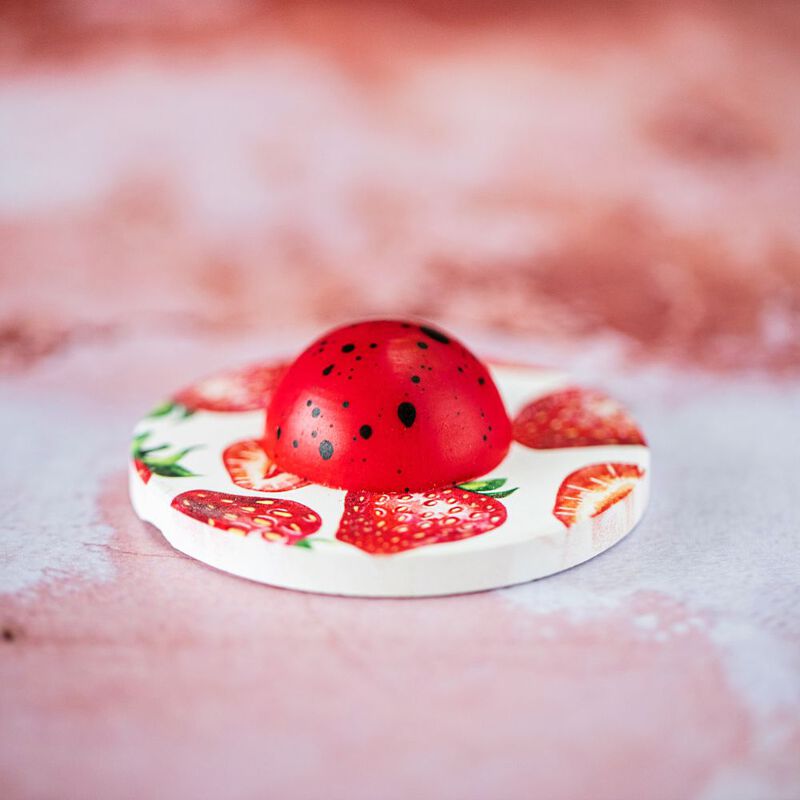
[129, 319, 650, 596]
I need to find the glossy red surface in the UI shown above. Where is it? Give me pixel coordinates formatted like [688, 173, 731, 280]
[264, 320, 512, 490]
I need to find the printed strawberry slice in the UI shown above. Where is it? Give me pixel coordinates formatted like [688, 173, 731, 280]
[223, 439, 309, 493]
[513, 388, 645, 449]
[336, 480, 513, 554]
[168, 361, 289, 413]
[172, 490, 321, 544]
[553, 463, 644, 528]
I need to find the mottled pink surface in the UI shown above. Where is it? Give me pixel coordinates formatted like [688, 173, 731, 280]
[2, 2, 800, 799]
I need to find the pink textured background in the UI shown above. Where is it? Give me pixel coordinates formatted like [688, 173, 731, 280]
[1, 3, 799, 798]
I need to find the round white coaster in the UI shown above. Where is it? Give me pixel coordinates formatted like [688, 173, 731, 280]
[129, 361, 650, 597]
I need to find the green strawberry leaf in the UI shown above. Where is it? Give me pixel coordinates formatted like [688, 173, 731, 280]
[143, 445, 201, 467]
[148, 463, 198, 478]
[146, 401, 195, 421]
[482, 488, 518, 499]
[130, 432, 152, 458]
[147, 401, 176, 418]
[293, 539, 313, 549]
[138, 443, 170, 457]
[132, 431, 201, 478]
[457, 478, 507, 492]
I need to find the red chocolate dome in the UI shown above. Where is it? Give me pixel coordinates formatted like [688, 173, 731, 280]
[264, 320, 511, 491]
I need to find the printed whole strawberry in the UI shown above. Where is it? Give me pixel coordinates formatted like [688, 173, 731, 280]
[172, 490, 321, 545]
[335, 478, 515, 554]
[513, 388, 645, 449]
[150, 362, 289, 416]
[553, 463, 644, 527]
[264, 320, 512, 492]
[223, 439, 308, 493]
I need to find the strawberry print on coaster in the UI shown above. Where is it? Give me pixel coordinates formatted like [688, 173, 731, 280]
[129, 358, 650, 597]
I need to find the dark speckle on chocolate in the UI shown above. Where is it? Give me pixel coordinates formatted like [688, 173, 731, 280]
[420, 325, 450, 344]
[397, 402, 416, 428]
